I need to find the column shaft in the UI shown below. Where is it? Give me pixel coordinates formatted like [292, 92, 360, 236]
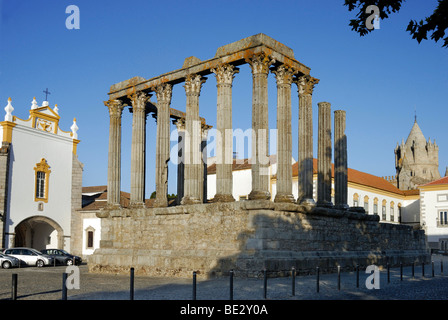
[175, 119, 185, 205]
[105, 99, 125, 207]
[181, 74, 205, 205]
[296, 76, 319, 206]
[317, 101, 333, 207]
[154, 84, 173, 208]
[129, 92, 149, 207]
[212, 64, 238, 202]
[334, 110, 348, 209]
[272, 65, 296, 203]
[247, 53, 273, 200]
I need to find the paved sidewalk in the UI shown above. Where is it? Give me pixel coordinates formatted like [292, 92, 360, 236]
[1, 255, 447, 301]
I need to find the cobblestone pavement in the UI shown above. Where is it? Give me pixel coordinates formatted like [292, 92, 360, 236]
[1, 255, 447, 301]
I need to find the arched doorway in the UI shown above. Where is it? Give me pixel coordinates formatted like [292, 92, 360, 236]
[14, 216, 64, 250]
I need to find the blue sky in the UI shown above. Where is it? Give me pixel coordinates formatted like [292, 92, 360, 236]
[1, 0, 447, 196]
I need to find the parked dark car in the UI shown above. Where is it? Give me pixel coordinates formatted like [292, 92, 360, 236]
[40, 249, 82, 266]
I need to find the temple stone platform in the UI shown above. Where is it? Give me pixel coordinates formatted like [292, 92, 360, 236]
[88, 201, 429, 278]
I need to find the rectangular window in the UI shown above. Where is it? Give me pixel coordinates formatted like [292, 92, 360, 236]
[373, 204, 378, 215]
[390, 207, 394, 221]
[353, 200, 358, 207]
[36, 171, 46, 199]
[382, 206, 386, 220]
[87, 231, 94, 248]
[439, 211, 448, 225]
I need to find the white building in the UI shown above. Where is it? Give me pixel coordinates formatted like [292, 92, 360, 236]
[0, 97, 83, 252]
[418, 176, 448, 251]
[207, 156, 420, 225]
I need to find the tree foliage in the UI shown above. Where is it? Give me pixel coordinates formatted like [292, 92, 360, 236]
[344, 0, 448, 48]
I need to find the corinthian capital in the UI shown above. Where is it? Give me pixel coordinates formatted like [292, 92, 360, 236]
[153, 83, 173, 104]
[184, 74, 206, 96]
[271, 65, 298, 86]
[104, 99, 125, 118]
[211, 64, 239, 86]
[246, 52, 276, 75]
[128, 91, 150, 112]
[295, 75, 320, 95]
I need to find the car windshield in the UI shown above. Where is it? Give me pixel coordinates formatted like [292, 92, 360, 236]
[30, 249, 41, 255]
[60, 250, 70, 255]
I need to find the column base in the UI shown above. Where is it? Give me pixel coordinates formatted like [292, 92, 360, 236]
[181, 196, 202, 205]
[297, 198, 316, 213]
[248, 190, 271, 201]
[274, 193, 295, 203]
[128, 202, 146, 209]
[153, 198, 168, 208]
[212, 194, 235, 203]
[316, 200, 334, 208]
[334, 203, 350, 210]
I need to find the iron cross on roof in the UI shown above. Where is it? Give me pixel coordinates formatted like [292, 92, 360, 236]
[43, 88, 51, 101]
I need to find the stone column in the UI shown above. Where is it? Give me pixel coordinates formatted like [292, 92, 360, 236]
[153, 84, 173, 208]
[317, 101, 333, 207]
[272, 65, 297, 203]
[181, 74, 206, 205]
[201, 124, 211, 203]
[334, 110, 348, 209]
[247, 53, 274, 200]
[104, 99, 125, 208]
[211, 64, 239, 202]
[175, 119, 185, 205]
[128, 92, 150, 208]
[295, 76, 319, 206]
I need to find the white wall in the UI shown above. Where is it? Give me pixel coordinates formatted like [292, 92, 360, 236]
[5, 124, 73, 248]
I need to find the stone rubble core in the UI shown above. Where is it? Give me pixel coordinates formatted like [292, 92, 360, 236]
[93, 34, 429, 278]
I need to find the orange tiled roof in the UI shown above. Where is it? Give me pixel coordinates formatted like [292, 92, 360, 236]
[420, 176, 448, 187]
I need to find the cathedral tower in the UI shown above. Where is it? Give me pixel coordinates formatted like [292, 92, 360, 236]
[395, 118, 441, 190]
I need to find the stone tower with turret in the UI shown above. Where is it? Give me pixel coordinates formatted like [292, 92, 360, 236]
[395, 118, 441, 190]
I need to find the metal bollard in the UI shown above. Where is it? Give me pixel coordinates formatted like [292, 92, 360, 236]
[62, 273, 67, 300]
[291, 267, 296, 296]
[387, 263, 390, 284]
[432, 261, 435, 277]
[130, 267, 134, 300]
[229, 270, 234, 300]
[422, 262, 425, 278]
[412, 262, 415, 278]
[11, 273, 17, 301]
[263, 269, 267, 299]
[192, 271, 197, 300]
[337, 266, 341, 291]
[356, 264, 359, 288]
[400, 262, 403, 281]
[316, 267, 320, 293]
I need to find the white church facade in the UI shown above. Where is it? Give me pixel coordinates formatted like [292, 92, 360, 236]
[0, 97, 83, 252]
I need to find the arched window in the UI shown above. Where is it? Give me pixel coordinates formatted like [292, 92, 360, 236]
[390, 201, 395, 222]
[34, 158, 51, 203]
[382, 200, 387, 220]
[364, 195, 369, 214]
[353, 193, 359, 207]
[373, 198, 379, 215]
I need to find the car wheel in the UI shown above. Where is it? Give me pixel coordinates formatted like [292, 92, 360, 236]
[66, 259, 73, 266]
[2, 261, 11, 269]
[36, 260, 44, 267]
